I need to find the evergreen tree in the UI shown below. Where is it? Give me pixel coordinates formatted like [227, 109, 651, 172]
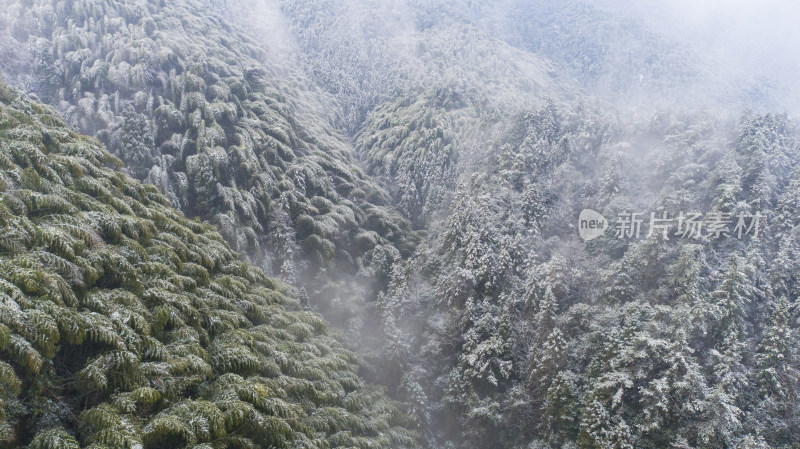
[119, 107, 157, 179]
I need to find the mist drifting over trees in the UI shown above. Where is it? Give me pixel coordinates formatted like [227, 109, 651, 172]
[0, 0, 798, 448]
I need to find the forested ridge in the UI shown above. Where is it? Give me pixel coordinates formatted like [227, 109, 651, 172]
[0, 81, 416, 448]
[370, 103, 800, 448]
[1, 0, 799, 448]
[0, 0, 417, 348]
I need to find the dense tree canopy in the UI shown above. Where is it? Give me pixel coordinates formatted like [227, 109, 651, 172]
[1, 0, 798, 448]
[0, 82, 416, 449]
[0, 0, 418, 346]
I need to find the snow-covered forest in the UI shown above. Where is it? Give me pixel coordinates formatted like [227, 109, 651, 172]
[0, 0, 798, 448]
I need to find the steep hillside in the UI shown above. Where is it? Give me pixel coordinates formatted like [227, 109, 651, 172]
[372, 101, 800, 447]
[0, 82, 416, 448]
[2, 1, 799, 448]
[0, 0, 417, 342]
[276, 0, 577, 132]
[273, 0, 579, 227]
[276, 0, 786, 122]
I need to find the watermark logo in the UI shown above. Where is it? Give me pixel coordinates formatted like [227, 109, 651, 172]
[579, 209, 608, 241]
[579, 209, 763, 241]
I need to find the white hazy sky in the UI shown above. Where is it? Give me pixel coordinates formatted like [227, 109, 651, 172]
[593, 0, 800, 86]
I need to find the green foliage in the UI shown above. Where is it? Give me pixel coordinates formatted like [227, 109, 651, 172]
[0, 0, 418, 342]
[0, 83, 416, 448]
[3, 1, 799, 447]
[356, 92, 460, 225]
[28, 428, 80, 449]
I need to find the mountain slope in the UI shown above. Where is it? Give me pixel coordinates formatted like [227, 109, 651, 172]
[3, 1, 800, 448]
[204, 4, 800, 446]
[0, 82, 416, 449]
[372, 100, 800, 447]
[0, 0, 418, 344]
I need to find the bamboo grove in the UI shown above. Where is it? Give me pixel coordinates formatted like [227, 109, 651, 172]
[0, 82, 416, 448]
